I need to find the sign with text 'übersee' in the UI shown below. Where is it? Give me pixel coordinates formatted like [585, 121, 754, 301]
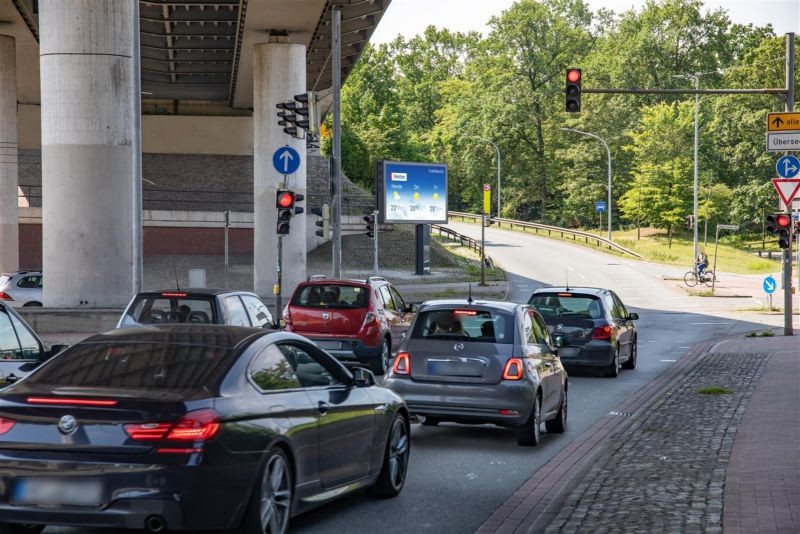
[376, 161, 448, 224]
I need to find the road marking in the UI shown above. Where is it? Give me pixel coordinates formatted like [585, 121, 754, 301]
[577, 273, 587, 280]
[679, 346, 692, 348]
[691, 322, 733, 325]
[660, 359, 677, 362]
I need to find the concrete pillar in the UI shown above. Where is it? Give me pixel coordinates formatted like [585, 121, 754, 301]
[253, 42, 307, 301]
[40, 0, 134, 307]
[0, 35, 19, 275]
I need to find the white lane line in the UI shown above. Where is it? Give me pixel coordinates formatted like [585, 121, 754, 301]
[679, 346, 692, 348]
[660, 359, 677, 362]
[692, 322, 733, 325]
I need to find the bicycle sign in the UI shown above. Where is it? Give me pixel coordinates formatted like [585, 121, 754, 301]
[762, 275, 777, 295]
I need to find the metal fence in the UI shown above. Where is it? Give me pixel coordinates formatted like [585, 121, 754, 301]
[431, 223, 493, 268]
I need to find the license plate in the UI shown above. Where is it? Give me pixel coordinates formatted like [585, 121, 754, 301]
[427, 358, 485, 377]
[316, 341, 342, 350]
[558, 347, 579, 358]
[12, 478, 104, 507]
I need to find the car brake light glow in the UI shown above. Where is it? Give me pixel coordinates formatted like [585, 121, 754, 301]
[592, 325, 613, 340]
[0, 292, 13, 301]
[502, 358, 524, 380]
[156, 447, 203, 454]
[166, 409, 221, 441]
[27, 397, 118, 407]
[557, 293, 572, 297]
[124, 422, 172, 441]
[161, 292, 188, 298]
[453, 310, 477, 315]
[0, 417, 15, 435]
[393, 352, 410, 375]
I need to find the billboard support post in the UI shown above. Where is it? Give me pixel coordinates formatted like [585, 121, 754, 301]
[415, 224, 430, 275]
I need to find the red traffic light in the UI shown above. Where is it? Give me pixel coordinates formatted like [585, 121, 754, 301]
[277, 192, 294, 208]
[567, 69, 581, 83]
[776, 213, 791, 228]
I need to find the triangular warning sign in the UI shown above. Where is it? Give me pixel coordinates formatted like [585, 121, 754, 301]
[771, 179, 800, 205]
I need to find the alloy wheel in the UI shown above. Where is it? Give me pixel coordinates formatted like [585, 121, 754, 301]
[388, 417, 409, 491]
[382, 341, 390, 375]
[533, 396, 541, 442]
[259, 453, 291, 534]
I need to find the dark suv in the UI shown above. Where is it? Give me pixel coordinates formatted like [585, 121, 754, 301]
[283, 277, 414, 374]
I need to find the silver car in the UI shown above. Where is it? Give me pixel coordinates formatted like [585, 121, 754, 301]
[0, 271, 43, 308]
[383, 299, 568, 446]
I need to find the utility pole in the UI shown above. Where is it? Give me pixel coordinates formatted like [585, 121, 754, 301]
[331, 7, 342, 278]
[223, 209, 230, 289]
[782, 32, 794, 336]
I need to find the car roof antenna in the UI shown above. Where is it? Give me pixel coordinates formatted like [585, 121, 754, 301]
[565, 269, 570, 291]
[467, 283, 474, 305]
[172, 261, 181, 292]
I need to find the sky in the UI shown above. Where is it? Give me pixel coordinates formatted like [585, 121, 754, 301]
[370, 0, 799, 44]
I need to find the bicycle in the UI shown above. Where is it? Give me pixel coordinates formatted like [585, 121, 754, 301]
[683, 267, 715, 287]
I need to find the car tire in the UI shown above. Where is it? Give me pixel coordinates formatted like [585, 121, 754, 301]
[604, 348, 620, 378]
[622, 339, 637, 370]
[545, 388, 567, 434]
[0, 526, 45, 534]
[22, 302, 41, 307]
[370, 338, 391, 375]
[367, 412, 410, 498]
[421, 417, 440, 427]
[239, 448, 293, 534]
[515, 394, 541, 446]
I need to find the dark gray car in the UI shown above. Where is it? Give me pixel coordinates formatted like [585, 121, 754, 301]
[383, 300, 568, 446]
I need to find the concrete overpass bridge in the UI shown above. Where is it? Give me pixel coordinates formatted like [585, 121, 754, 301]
[0, 0, 389, 306]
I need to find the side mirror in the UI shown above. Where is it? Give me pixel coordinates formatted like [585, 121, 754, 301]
[553, 334, 569, 348]
[41, 344, 69, 362]
[404, 303, 417, 313]
[352, 367, 376, 388]
[626, 313, 639, 321]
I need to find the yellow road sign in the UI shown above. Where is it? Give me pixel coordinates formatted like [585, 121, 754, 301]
[483, 184, 491, 213]
[767, 112, 800, 132]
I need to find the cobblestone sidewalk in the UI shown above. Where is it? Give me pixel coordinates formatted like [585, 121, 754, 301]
[543, 350, 770, 534]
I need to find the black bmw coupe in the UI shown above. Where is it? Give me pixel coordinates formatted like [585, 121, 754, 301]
[0, 325, 410, 533]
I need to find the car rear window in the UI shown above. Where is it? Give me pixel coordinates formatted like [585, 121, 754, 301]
[28, 342, 234, 390]
[291, 284, 369, 309]
[411, 309, 514, 344]
[0, 275, 11, 288]
[122, 295, 216, 326]
[529, 293, 603, 319]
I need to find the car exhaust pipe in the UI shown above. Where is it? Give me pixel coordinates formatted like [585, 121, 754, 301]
[145, 515, 167, 533]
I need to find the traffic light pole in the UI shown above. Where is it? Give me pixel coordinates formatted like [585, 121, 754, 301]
[275, 235, 283, 320]
[782, 32, 794, 336]
[373, 210, 379, 276]
[331, 7, 343, 278]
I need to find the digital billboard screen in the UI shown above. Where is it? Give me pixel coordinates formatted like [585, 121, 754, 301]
[377, 161, 448, 224]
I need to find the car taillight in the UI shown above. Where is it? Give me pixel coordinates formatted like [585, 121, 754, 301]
[502, 358, 524, 380]
[0, 292, 13, 301]
[124, 409, 221, 446]
[592, 325, 613, 340]
[27, 397, 118, 407]
[282, 306, 292, 326]
[362, 303, 378, 328]
[0, 417, 15, 435]
[393, 352, 410, 375]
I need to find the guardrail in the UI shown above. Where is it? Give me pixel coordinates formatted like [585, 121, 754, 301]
[431, 224, 494, 268]
[447, 211, 643, 259]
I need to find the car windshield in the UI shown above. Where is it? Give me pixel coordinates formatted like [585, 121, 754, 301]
[122, 295, 216, 326]
[411, 309, 514, 344]
[529, 293, 603, 319]
[291, 284, 368, 309]
[28, 342, 234, 390]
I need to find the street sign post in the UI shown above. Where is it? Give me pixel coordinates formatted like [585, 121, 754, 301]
[272, 146, 301, 175]
[766, 112, 800, 152]
[483, 183, 491, 214]
[776, 155, 800, 178]
[771, 179, 800, 206]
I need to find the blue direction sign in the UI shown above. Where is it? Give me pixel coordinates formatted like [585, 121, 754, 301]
[272, 146, 300, 175]
[776, 155, 800, 178]
[762, 275, 777, 295]
[595, 201, 607, 213]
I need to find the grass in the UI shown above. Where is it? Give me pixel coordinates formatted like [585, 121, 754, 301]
[685, 289, 715, 297]
[697, 386, 735, 395]
[433, 236, 506, 282]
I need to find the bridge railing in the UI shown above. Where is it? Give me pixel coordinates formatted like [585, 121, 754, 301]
[447, 211, 643, 260]
[431, 224, 494, 268]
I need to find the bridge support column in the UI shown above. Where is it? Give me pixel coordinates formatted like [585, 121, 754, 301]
[40, 0, 134, 307]
[253, 42, 307, 303]
[0, 35, 19, 275]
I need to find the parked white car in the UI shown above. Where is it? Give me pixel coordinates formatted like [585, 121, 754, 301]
[0, 270, 43, 307]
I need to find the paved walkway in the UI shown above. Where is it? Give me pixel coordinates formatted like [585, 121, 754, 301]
[478, 332, 799, 533]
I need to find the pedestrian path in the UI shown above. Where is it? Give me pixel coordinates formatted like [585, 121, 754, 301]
[478, 332, 799, 533]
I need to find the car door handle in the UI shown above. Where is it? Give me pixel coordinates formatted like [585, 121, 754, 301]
[317, 401, 330, 415]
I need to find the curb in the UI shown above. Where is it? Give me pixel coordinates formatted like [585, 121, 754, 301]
[476, 332, 747, 534]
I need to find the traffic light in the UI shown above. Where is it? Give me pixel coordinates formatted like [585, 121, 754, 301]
[793, 219, 800, 236]
[565, 68, 582, 113]
[364, 214, 375, 238]
[276, 92, 318, 139]
[767, 212, 792, 249]
[276, 101, 299, 138]
[275, 190, 304, 235]
[311, 204, 331, 239]
[684, 215, 694, 230]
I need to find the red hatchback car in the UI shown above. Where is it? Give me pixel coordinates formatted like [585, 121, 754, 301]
[283, 277, 414, 374]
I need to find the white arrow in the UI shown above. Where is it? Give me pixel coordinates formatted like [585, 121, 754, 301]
[765, 279, 775, 292]
[279, 149, 294, 173]
[782, 159, 798, 177]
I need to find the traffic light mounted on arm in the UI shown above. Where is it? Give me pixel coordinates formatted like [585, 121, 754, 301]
[565, 68, 582, 113]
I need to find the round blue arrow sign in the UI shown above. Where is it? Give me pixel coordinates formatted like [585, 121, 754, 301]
[272, 146, 301, 175]
[776, 155, 800, 178]
[762, 275, 776, 295]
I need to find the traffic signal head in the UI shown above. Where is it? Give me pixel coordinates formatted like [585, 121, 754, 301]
[276, 190, 296, 235]
[684, 214, 694, 230]
[793, 219, 800, 236]
[565, 68, 582, 113]
[364, 214, 375, 238]
[767, 213, 792, 249]
[313, 204, 331, 238]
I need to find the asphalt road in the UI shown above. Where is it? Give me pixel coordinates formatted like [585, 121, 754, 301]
[47, 222, 782, 534]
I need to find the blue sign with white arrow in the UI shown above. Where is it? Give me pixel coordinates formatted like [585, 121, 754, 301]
[762, 275, 777, 295]
[776, 155, 800, 178]
[272, 146, 300, 175]
[595, 201, 606, 213]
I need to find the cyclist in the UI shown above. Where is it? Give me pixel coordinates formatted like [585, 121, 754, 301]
[695, 250, 709, 278]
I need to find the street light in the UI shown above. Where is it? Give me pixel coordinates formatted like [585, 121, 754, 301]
[561, 127, 613, 241]
[673, 70, 718, 263]
[465, 136, 501, 217]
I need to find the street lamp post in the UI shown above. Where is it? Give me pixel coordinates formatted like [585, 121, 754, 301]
[561, 128, 612, 241]
[466, 136, 501, 217]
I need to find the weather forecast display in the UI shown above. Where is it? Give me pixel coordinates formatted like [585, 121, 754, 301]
[377, 161, 448, 224]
